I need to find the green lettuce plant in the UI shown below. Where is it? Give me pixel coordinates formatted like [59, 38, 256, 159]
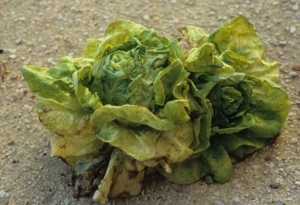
[21, 16, 289, 204]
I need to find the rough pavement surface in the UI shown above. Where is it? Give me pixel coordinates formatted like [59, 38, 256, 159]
[0, 0, 299, 204]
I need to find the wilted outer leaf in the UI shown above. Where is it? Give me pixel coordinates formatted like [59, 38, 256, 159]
[91, 104, 174, 131]
[93, 148, 145, 204]
[51, 134, 103, 165]
[22, 62, 103, 165]
[91, 109, 194, 164]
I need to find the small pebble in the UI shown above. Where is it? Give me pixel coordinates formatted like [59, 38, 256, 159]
[68, 52, 74, 57]
[290, 26, 296, 34]
[56, 14, 64, 21]
[18, 17, 25, 21]
[294, 181, 300, 186]
[15, 39, 22, 45]
[7, 49, 15, 54]
[23, 119, 30, 124]
[291, 4, 299, 11]
[279, 41, 286, 46]
[233, 196, 240, 203]
[0, 190, 7, 197]
[142, 14, 150, 21]
[9, 55, 16, 59]
[216, 202, 224, 205]
[289, 72, 298, 78]
[290, 138, 298, 144]
[64, 198, 69, 205]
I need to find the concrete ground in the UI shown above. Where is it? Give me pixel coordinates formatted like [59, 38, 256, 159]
[0, 0, 300, 204]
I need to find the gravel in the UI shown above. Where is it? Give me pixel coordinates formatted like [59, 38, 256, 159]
[1, 0, 300, 205]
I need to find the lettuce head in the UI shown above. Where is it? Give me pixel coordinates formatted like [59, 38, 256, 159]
[21, 16, 289, 204]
